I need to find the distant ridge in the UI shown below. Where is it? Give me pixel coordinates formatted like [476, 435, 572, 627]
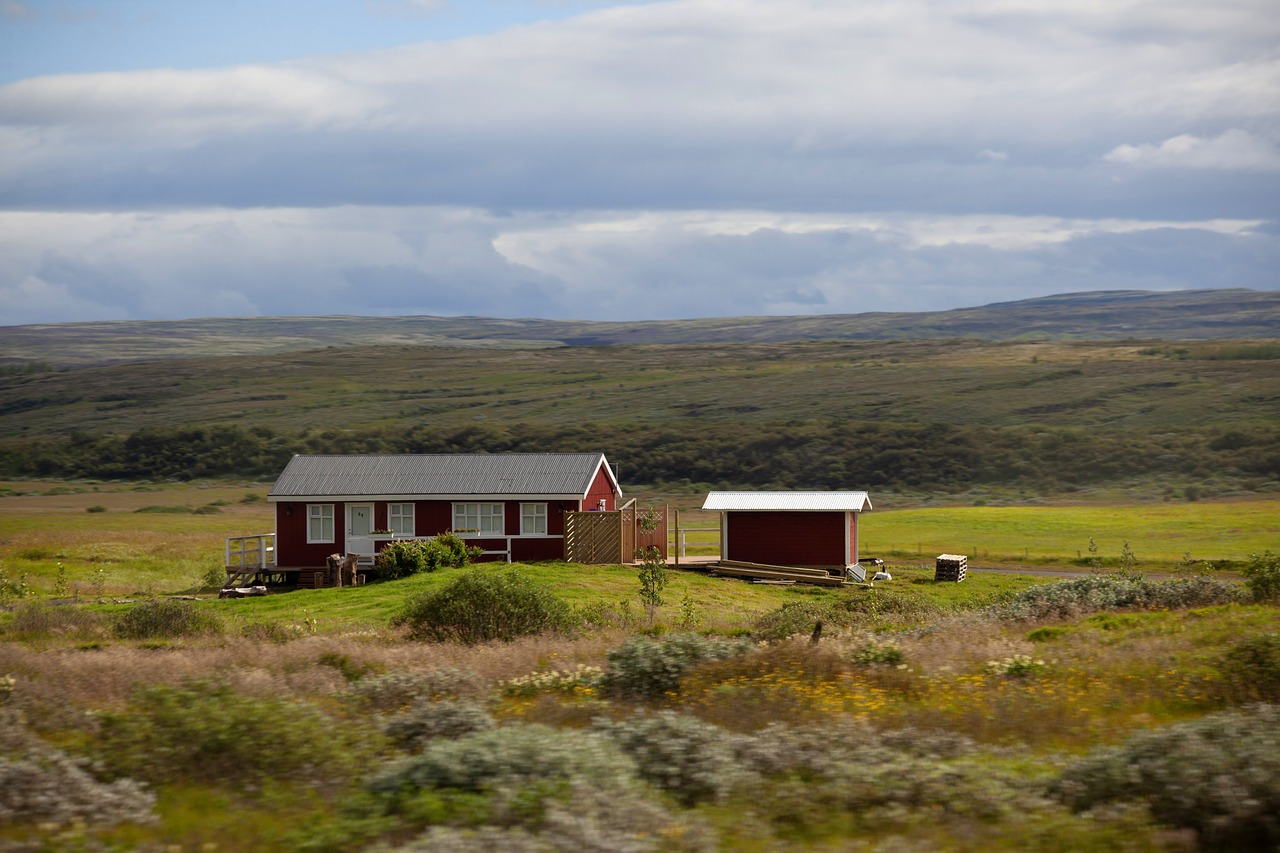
[2, 288, 1276, 368]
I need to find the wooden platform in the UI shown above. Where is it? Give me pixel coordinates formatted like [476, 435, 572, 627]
[704, 559, 849, 587]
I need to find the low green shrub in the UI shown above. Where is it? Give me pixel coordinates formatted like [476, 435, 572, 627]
[0, 708, 155, 829]
[96, 680, 374, 788]
[113, 598, 223, 640]
[348, 668, 485, 713]
[368, 723, 638, 801]
[392, 568, 575, 643]
[375, 533, 481, 580]
[848, 638, 906, 667]
[992, 574, 1245, 620]
[753, 590, 940, 641]
[385, 699, 495, 753]
[601, 632, 753, 700]
[1242, 550, 1280, 602]
[4, 601, 107, 642]
[1217, 634, 1280, 703]
[595, 711, 743, 805]
[1052, 704, 1280, 851]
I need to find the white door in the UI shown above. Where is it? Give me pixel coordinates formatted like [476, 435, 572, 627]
[347, 504, 374, 555]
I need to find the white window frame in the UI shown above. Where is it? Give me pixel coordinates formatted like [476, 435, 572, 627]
[307, 504, 334, 544]
[453, 502, 505, 536]
[520, 502, 548, 536]
[388, 503, 415, 537]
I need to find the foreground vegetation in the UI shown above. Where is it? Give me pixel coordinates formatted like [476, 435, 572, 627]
[1, 491, 1278, 850]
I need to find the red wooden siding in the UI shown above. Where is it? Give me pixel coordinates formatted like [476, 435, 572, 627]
[584, 464, 617, 511]
[724, 510, 849, 566]
[275, 498, 581, 566]
[849, 511, 859, 564]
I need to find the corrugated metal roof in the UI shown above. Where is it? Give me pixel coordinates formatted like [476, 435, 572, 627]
[268, 453, 614, 499]
[701, 491, 872, 512]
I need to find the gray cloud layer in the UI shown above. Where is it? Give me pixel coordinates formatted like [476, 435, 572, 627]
[1, 0, 1276, 324]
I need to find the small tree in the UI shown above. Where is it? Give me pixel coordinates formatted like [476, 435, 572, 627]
[635, 507, 668, 624]
[1242, 550, 1280, 602]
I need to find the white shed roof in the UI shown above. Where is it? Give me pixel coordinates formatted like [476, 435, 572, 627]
[701, 491, 872, 512]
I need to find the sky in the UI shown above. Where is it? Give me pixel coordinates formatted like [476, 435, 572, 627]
[0, 0, 1277, 326]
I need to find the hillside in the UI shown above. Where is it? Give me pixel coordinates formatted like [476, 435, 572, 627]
[3, 288, 1277, 368]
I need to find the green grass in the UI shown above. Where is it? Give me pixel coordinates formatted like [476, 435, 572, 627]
[860, 501, 1280, 568]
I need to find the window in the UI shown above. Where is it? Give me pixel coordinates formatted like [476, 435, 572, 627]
[521, 503, 547, 535]
[388, 503, 415, 536]
[307, 504, 334, 543]
[453, 502, 504, 535]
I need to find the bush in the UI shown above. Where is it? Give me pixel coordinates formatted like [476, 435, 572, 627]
[375, 533, 482, 580]
[1242, 550, 1280, 602]
[96, 680, 374, 788]
[601, 632, 753, 700]
[0, 708, 155, 829]
[753, 591, 939, 642]
[113, 598, 223, 640]
[1052, 704, 1280, 850]
[1218, 634, 1280, 703]
[392, 568, 575, 643]
[368, 723, 638, 799]
[385, 699, 495, 753]
[594, 711, 743, 805]
[4, 601, 107, 642]
[992, 574, 1245, 620]
[349, 668, 485, 713]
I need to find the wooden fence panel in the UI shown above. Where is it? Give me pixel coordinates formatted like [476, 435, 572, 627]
[564, 511, 622, 564]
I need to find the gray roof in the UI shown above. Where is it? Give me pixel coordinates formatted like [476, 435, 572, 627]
[268, 453, 616, 500]
[702, 491, 872, 512]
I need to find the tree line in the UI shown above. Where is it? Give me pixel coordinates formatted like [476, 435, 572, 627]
[2, 421, 1276, 493]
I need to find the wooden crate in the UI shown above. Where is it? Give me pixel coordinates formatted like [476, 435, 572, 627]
[935, 554, 968, 582]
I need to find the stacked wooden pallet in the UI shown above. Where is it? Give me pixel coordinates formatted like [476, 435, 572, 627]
[708, 560, 847, 587]
[935, 554, 968, 582]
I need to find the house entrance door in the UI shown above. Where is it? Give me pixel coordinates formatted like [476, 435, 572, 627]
[347, 504, 374, 556]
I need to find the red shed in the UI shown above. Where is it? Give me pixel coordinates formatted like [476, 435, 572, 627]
[240, 453, 619, 582]
[701, 490, 873, 570]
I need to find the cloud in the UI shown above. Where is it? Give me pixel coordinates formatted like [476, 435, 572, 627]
[0, 0, 1276, 324]
[1, 0, 1277, 220]
[0, 207, 1271, 325]
[1106, 130, 1280, 171]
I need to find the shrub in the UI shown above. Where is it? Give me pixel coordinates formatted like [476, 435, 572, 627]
[1241, 550, 1280, 602]
[594, 711, 743, 805]
[601, 632, 753, 700]
[368, 723, 638, 800]
[393, 568, 575, 643]
[375, 533, 481, 580]
[1217, 634, 1280, 703]
[992, 574, 1245, 620]
[113, 598, 224, 640]
[753, 591, 939, 641]
[349, 668, 485, 713]
[85, 504, 107, 513]
[96, 680, 373, 788]
[385, 699, 495, 753]
[848, 638, 906, 667]
[0, 708, 155, 829]
[4, 601, 107, 642]
[1052, 704, 1280, 850]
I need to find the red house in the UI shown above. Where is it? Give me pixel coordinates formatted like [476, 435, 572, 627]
[245, 453, 618, 580]
[701, 490, 872, 570]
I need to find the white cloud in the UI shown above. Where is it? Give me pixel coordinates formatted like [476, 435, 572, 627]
[0, 0, 1277, 323]
[1104, 129, 1280, 171]
[0, 206, 1270, 325]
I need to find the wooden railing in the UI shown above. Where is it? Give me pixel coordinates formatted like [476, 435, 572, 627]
[226, 533, 275, 571]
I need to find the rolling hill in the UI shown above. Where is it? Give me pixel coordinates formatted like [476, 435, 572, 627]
[2, 288, 1277, 369]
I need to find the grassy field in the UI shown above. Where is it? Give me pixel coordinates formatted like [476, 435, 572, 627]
[4, 338, 1279, 442]
[1, 481, 1277, 850]
[2, 484, 1275, 605]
